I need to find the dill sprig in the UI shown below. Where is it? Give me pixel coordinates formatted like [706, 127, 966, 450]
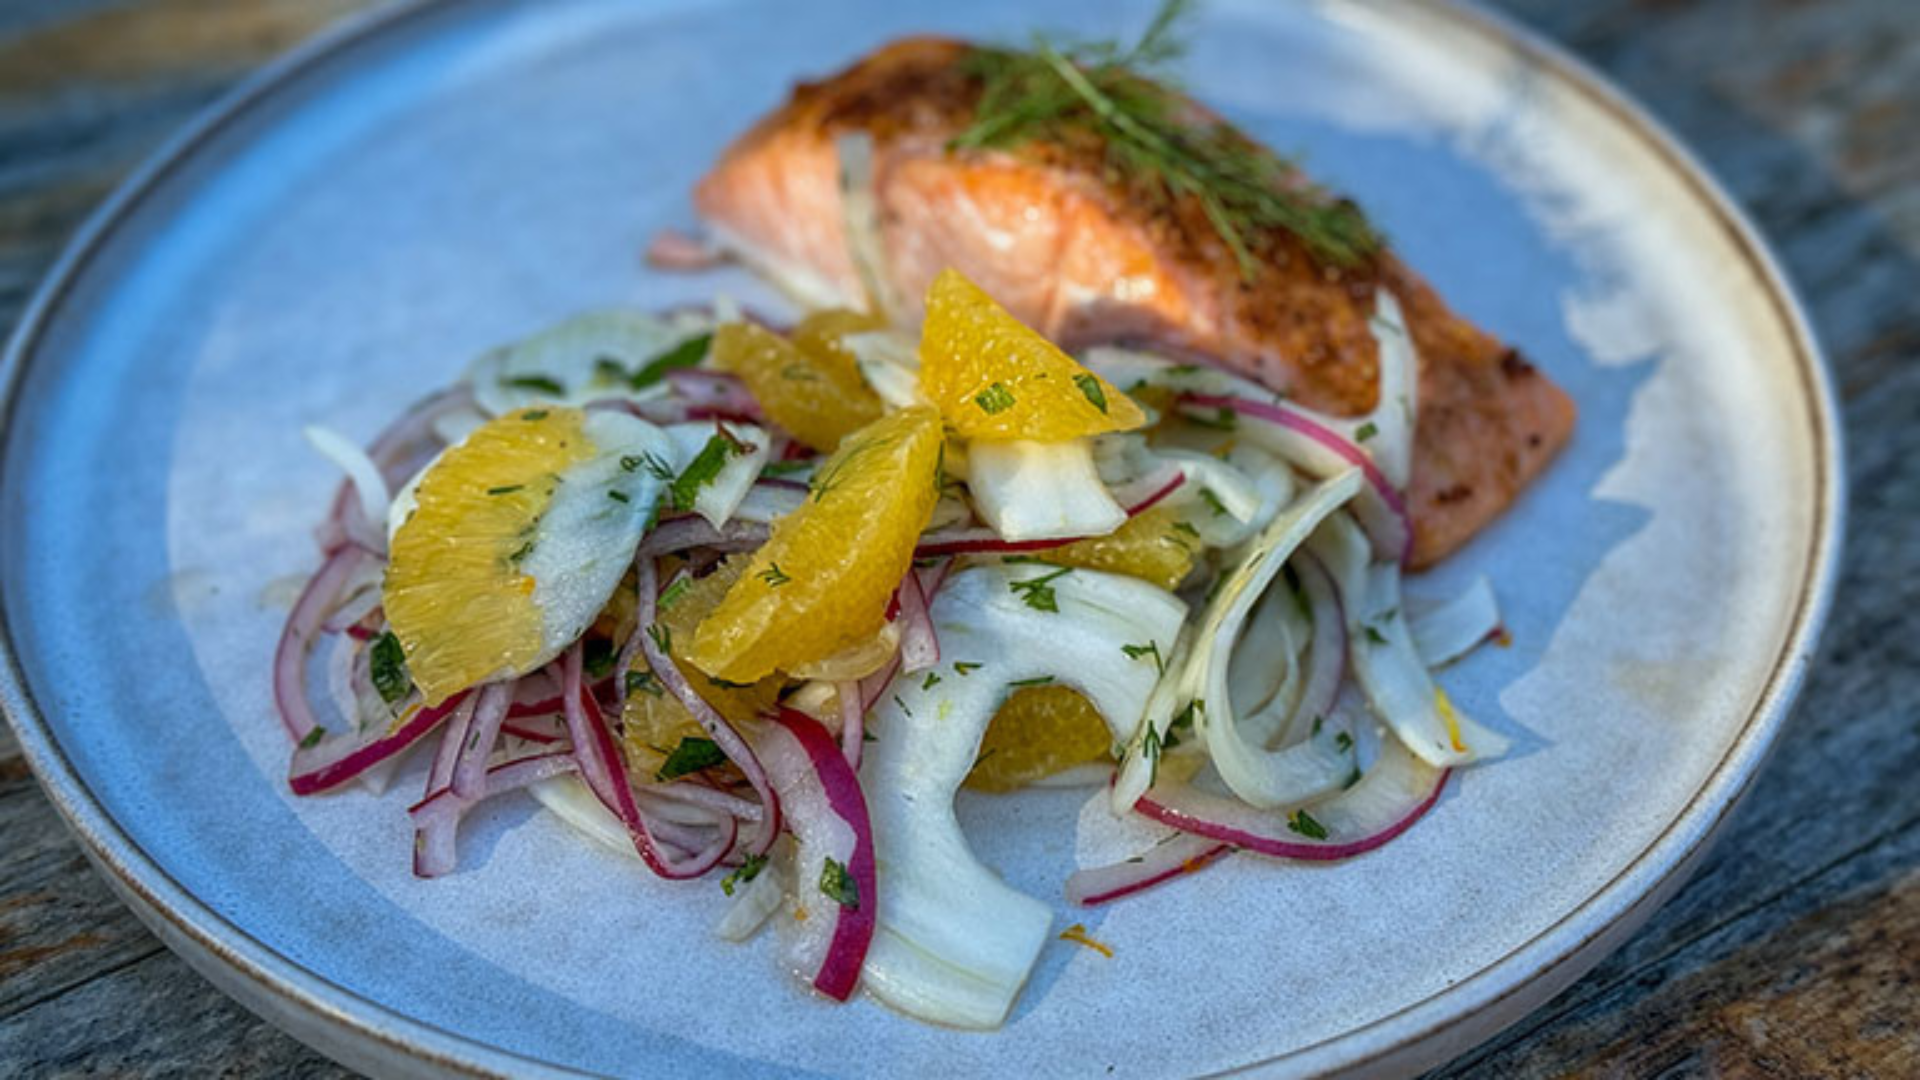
[948, 0, 1380, 275]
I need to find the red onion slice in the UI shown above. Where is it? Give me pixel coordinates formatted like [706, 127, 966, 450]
[452, 683, 513, 798]
[646, 228, 729, 271]
[837, 680, 865, 769]
[424, 692, 480, 795]
[1064, 833, 1233, 907]
[636, 516, 769, 558]
[894, 570, 939, 674]
[273, 545, 376, 745]
[666, 369, 764, 422]
[1133, 735, 1448, 861]
[1179, 393, 1411, 562]
[761, 708, 878, 1002]
[289, 690, 471, 796]
[410, 751, 579, 878]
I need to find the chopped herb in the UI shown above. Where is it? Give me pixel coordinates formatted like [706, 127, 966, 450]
[607, 489, 631, 504]
[720, 853, 768, 897]
[656, 736, 728, 781]
[922, 671, 943, 691]
[1364, 625, 1389, 646]
[299, 726, 326, 750]
[1287, 809, 1329, 840]
[509, 538, 536, 564]
[501, 373, 565, 396]
[707, 675, 754, 690]
[582, 638, 617, 679]
[819, 857, 861, 909]
[893, 694, 912, 716]
[1198, 487, 1229, 517]
[369, 632, 412, 704]
[1121, 641, 1164, 674]
[637, 452, 676, 481]
[1008, 566, 1072, 612]
[626, 669, 664, 698]
[671, 432, 745, 510]
[948, 0, 1381, 275]
[1171, 520, 1201, 539]
[1007, 675, 1056, 688]
[952, 661, 983, 676]
[1334, 730, 1354, 752]
[761, 458, 812, 477]
[1141, 723, 1164, 784]
[646, 622, 672, 655]
[520, 409, 550, 421]
[628, 332, 712, 390]
[1311, 715, 1324, 736]
[593, 355, 628, 384]
[1344, 764, 1363, 789]
[486, 484, 524, 496]
[658, 576, 693, 611]
[758, 563, 791, 588]
[1074, 373, 1109, 413]
[1355, 421, 1379, 442]
[999, 554, 1048, 565]
[974, 381, 1017, 414]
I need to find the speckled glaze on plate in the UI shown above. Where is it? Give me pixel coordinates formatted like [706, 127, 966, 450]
[0, 0, 1841, 1076]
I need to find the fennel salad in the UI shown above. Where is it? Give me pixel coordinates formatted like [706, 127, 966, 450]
[279, 268, 1509, 1029]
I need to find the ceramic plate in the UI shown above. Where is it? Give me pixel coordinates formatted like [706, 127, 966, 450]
[0, 0, 1841, 1076]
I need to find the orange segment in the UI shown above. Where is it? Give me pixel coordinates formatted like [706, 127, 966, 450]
[383, 407, 595, 704]
[966, 685, 1112, 792]
[710, 316, 884, 452]
[624, 557, 783, 778]
[1035, 505, 1198, 591]
[919, 268, 1145, 441]
[689, 406, 943, 682]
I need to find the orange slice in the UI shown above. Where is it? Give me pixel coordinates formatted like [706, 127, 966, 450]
[966, 685, 1112, 792]
[710, 314, 884, 452]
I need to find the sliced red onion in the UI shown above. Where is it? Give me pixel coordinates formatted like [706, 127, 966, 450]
[1133, 735, 1448, 861]
[646, 227, 729, 270]
[636, 516, 769, 558]
[1180, 393, 1411, 562]
[894, 570, 939, 674]
[452, 683, 513, 798]
[667, 369, 764, 422]
[640, 779, 766, 823]
[1064, 833, 1233, 907]
[557, 642, 729, 879]
[424, 692, 480, 795]
[634, 557, 782, 857]
[761, 708, 878, 1002]
[912, 468, 1184, 557]
[289, 690, 471, 796]
[500, 717, 564, 744]
[410, 751, 579, 878]
[274, 546, 379, 745]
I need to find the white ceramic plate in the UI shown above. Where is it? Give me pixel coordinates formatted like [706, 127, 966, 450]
[0, 1, 1841, 1076]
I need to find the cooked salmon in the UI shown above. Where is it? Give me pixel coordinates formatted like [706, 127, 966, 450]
[693, 38, 1575, 567]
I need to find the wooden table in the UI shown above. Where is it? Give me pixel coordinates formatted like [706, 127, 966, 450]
[1, 1, 1914, 1075]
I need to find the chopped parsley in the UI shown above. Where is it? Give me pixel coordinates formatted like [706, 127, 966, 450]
[369, 632, 412, 704]
[1121, 641, 1164, 674]
[1287, 809, 1329, 840]
[626, 669, 664, 698]
[656, 736, 728, 782]
[626, 332, 712, 390]
[720, 853, 768, 897]
[1073, 373, 1108, 414]
[298, 726, 326, 750]
[1008, 566, 1072, 613]
[1007, 675, 1055, 688]
[1363, 624, 1389, 646]
[520, 409, 550, 421]
[952, 661, 983, 676]
[1140, 724, 1164, 784]
[761, 458, 812, 477]
[657, 576, 693, 611]
[646, 622, 672, 655]
[758, 563, 791, 588]
[606, 489, 630, 503]
[486, 484, 524, 496]
[624, 452, 675, 481]
[921, 671, 943, 691]
[500, 373, 565, 396]
[819, 857, 860, 909]
[1334, 730, 1354, 752]
[974, 381, 1017, 415]
[1355, 421, 1379, 442]
[582, 637, 617, 679]
[1198, 487, 1229, 517]
[670, 430, 749, 510]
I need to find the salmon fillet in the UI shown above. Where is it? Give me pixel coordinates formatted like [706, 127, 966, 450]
[693, 38, 1574, 567]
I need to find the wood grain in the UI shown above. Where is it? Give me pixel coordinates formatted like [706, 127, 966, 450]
[0, 1, 1915, 1077]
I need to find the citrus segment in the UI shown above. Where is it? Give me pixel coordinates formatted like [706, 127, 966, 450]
[384, 408, 596, 704]
[1036, 505, 1198, 591]
[918, 269, 1145, 441]
[689, 406, 944, 682]
[965, 685, 1113, 792]
[710, 317, 883, 452]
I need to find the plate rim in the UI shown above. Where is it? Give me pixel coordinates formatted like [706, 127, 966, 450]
[0, 0, 1844, 1076]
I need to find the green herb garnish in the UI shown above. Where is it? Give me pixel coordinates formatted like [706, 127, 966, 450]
[721, 853, 768, 897]
[658, 576, 694, 612]
[949, 0, 1380, 275]
[1355, 421, 1379, 443]
[758, 563, 791, 588]
[486, 484, 524, 496]
[582, 638, 617, 679]
[501, 373, 565, 397]
[369, 632, 412, 704]
[974, 381, 1017, 415]
[299, 726, 326, 750]
[952, 661, 983, 676]
[1287, 809, 1329, 840]
[626, 332, 712, 390]
[1008, 566, 1072, 613]
[656, 736, 728, 782]
[819, 858, 860, 909]
[626, 669, 664, 698]
[1074, 373, 1109, 414]
[1007, 674, 1057, 688]
[1121, 641, 1164, 674]
[671, 430, 748, 510]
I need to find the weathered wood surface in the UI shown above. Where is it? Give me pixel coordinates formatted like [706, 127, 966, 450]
[0, 0, 1915, 1076]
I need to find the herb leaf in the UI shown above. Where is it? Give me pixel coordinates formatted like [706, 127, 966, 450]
[656, 736, 728, 782]
[582, 638, 617, 679]
[1008, 566, 1071, 613]
[628, 333, 712, 390]
[721, 853, 768, 897]
[501, 373, 565, 397]
[369, 632, 412, 704]
[671, 430, 746, 510]
[1287, 809, 1329, 840]
[819, 857, 860, 909]
[974, 381, 1017, 415]
[1073, 373, 1109, 414]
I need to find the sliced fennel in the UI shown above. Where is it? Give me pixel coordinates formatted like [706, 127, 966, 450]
[469, 309, 715, 415]
[1307, 513, 1510, 766]
[965, 438, 1126, 542]
[663, 421, 770, 528]
[860, 565, 1186, 1029]
[1408, 575, 1502, 668]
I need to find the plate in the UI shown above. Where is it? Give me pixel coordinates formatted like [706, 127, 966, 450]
[0, 0, 1841, 1076]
